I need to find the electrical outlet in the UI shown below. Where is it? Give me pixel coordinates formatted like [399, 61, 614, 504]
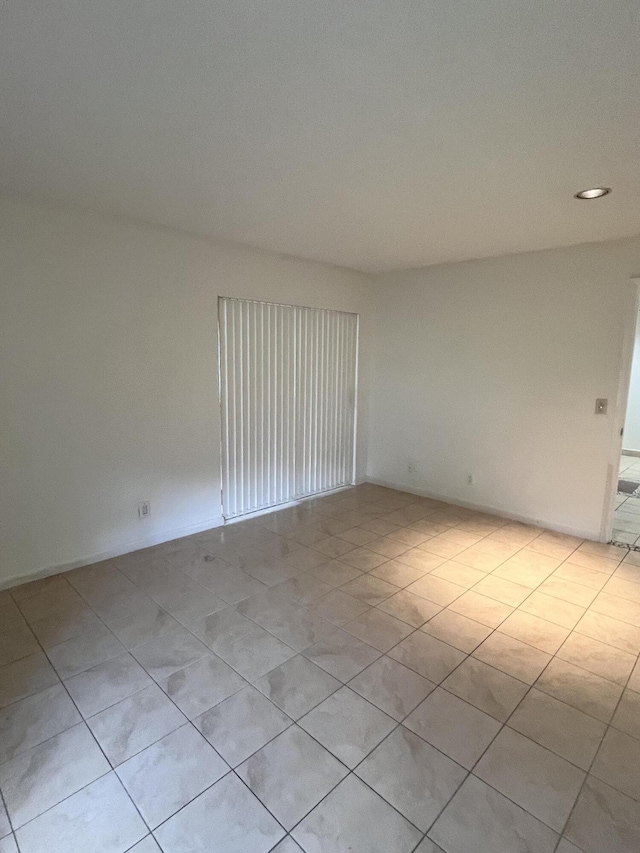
[138, 501, 151, 519]
[467, 474, 474, 485]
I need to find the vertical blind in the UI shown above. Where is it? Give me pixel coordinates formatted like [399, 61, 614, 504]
[218, 297, 358, 519]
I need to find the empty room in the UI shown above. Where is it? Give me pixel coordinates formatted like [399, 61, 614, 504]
[1, 2, 640, 853]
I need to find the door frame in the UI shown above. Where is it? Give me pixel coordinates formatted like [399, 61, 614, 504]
[600, 277, 640, 541]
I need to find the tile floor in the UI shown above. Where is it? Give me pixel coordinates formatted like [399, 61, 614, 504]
[1, 484, 640, 852]
[614, 453, 640, 545]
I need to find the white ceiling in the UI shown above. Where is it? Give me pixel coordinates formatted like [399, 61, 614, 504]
[1, 1, 639, 273]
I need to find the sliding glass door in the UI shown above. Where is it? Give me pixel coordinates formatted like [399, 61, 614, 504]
[218, 297, 358, 519]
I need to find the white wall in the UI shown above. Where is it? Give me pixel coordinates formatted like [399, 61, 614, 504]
[368, 237, 640, 539]
[0, 195, 372, 588]
[623, 309, 640, 453]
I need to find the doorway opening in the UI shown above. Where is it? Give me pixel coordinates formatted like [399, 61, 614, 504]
[605, 278, 640, 546]
[613, 301, 640, 545]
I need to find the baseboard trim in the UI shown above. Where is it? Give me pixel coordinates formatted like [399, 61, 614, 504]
[622, 448, 640, 458]
[367, 477, 599, 541]
[0, 515, 226, 592]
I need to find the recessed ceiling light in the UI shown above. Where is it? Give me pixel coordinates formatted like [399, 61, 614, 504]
[574, 187, 611, 199]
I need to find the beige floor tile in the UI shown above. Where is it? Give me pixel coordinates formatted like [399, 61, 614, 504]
[519, 591, 585, 629]
[492, 562, 554, 588]
[574, 609, 640, 654]
[590, 591, 640, 627]
[365, 536, 412, 559]
[254, 655, 340, 720]
[389, 528, 432, 547]
[472, 575, 532, 607]
[553, 562, 610, 590]
[29, 604, 104, 649]
[158, 653, 246, 719]
[473, 632, 551, 684]
[430, 561, 486, 588]
[578, 541, 625, 560]
[194, 685, 291, 767]
[0, 683, 81, 763]
[349, 655, 435, 720]
[420, 609, 492, 653]
[396, 549, 448, 572]
[47, 623, 125, 680]
[475, 727, 585, 831]
[555, 838, 583, 853]
[535, 657, 623, 723]
[388, 630, 466, 683]
[306, 559, 363, 586]
[87, 683, 186, 766]
[154, 771, 284, 853]
[565, 775, 640, 853]
[0, 651, 58, 709]
[343, 609, 413, 651]
[299, 686, 395, 768]
[406, 574, 466, 607]
[604, 576, 640, 603]
[418, 536, 468, 559]
[292, 773, 422, 853]
[369, 560, 425, 587]
[116, 724, 227, 828]
[338, 547, 389, 571]
[0, 624, 40, 669]
[454, 547, 507, 572]
[473, 538, 522, 559]
[303, 630, 380, 681]
[429, 775, 558, 853]
[447, 591, 514, 628]
[591, 728, 640, 801]
[404, 687, 501, 769]
[237, 725, 348, 829]
[356, 726, 467, 832]
[0, 722, 110, 828]
[211, 620, 297, 681]
[556, 632, 636, 685]
[309, 589, 370, 625]
[527, 534, 580, 561]
[15, 773, 146, 853]
[340, 574, 397, 605]
[130, 620, 210, 681]
[272, 574, 333, 605]
[564, 553, 621, 575]
[0, 835, 17, 853]
[442, 657, 528, 721]
[503, 549, 563, 573]
[497, 610, 570, 654]
[509, 689, 606, 769]
[376, 589, 441, 626]
[611, 688, 640, 740]
[65, 652, 152, 718]
[538, 576, 598, 607]
[16, 584, 85, 625]
[335, 527, 379, 546]
[437, 528, 483, 546]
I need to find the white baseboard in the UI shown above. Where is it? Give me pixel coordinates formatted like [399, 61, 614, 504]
[0, 515, 225, 592]
[367, 477, 600, 542]
[622, 448, 640, 458]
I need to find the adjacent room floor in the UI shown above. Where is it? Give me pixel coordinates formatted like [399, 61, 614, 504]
[615, 453, 640, 545]
[1, 484, 639, 853]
